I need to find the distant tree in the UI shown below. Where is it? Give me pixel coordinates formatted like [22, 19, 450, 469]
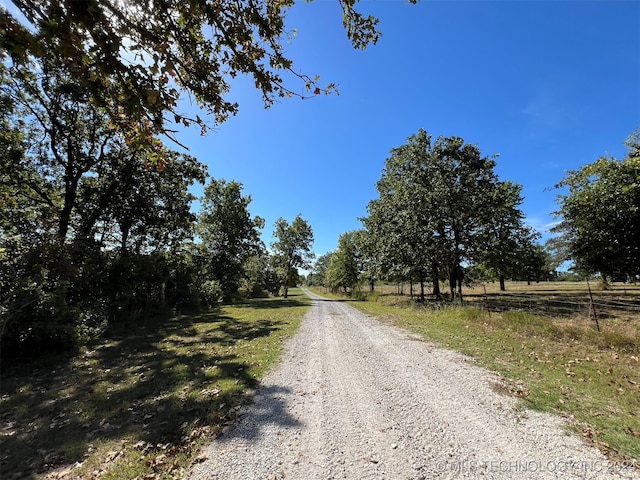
[271, 215, 314, 298]
[263, 254, 284, 296]
[474, 181, 538, 290]
[543, 236, 570, 275]
[552, 131, 640, 283]
[311, 252, 334, 288]
[239, 255, 270, 298]
[354, 228, 378, 292]
[326, 230, 361, 293]
[1, 0, 409, 150]
[198, 179, 265, 301]
[516, 240, 550, 284]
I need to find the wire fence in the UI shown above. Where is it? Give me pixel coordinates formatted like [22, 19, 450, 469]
[368, 282, 640, 322]
[472, 293, 640, 321]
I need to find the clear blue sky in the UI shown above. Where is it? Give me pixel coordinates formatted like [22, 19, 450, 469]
[178, 0, 639, 259]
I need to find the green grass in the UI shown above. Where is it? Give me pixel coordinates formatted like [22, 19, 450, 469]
[311, 287, 640, 462]
[0, 289, 310, 479]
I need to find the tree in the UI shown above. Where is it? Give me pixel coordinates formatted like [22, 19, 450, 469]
[0, 57, 127, 244]
[325, 230, 361, 293]
[543, 236, 570, 275]
[354, 228, 378, 292]
[0, 56, 207, 357]
[427, 133, 501, 300]
[473, 181, 538, 290]
[552, 131, 640, 282]
[271, 214, 314, 298]
[363, 131, 440, 300]
[515, 240, 550, 284]
[198, 179, 265, 301]
[311, 252, 333, 287]
[363, 129, 504, 301]
[1, 0, 410, 148]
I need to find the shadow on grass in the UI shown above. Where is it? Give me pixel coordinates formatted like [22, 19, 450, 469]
[0, 305, 299, 478]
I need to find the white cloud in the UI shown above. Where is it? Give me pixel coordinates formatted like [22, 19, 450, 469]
[522, 91, 572, 131]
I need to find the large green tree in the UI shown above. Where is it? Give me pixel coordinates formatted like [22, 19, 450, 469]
[271, 214, 314, 298]
[363, 131, 443, 300]
[0, 57, 206, 357]
[197, 178, 265, 301]
[1, 0, 410, 148]
[363, 129, 508, 301]
[552, 132, 640, 281]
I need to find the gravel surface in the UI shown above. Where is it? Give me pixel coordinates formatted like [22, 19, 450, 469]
[190, 289, 638, 480]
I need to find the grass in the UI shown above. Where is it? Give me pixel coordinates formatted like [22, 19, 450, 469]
[0, 288, 311, 479]
[311, 285, 640, 464]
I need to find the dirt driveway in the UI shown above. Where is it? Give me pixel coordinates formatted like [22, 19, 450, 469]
[190, 289, 637, 479]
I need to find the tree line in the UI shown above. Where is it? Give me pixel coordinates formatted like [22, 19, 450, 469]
[0, 56, 314, 360]
[0, 0, 391, 362]
[310, 128, 639, 298]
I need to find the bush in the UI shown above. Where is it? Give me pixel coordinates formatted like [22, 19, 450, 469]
[1, 281, 80, 359]
[349, 289, 368, 301]
[198, 280, 223, 307]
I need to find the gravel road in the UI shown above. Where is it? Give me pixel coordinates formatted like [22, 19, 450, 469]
[190, 289, 638, 480]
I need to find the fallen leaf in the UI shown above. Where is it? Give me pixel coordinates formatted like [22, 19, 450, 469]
[625, 426, 640, 438]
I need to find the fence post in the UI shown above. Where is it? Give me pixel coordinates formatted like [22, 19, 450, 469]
[586, 279, 601, 332]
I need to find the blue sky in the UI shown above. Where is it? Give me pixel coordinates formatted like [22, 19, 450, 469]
[177, 0, 640, 258]
[5, 0, 638, 259]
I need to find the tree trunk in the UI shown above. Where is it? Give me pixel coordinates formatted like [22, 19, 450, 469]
[59, 175, 79, 243]
[499, 275, 506, 291]
[448, 268, 456, 302]
[431, 261, 441, 299]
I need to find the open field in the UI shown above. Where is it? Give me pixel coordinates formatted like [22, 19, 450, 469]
[368, 280, 640, 298]
[0, 289, 311, 479]
[310, 285, 640, 464]
[353, 281, 640, 323]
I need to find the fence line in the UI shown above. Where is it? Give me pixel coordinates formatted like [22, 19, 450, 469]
[474, 292, 640, 320]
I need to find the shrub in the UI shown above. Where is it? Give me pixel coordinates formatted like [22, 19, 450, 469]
[198, 280, 223, 306]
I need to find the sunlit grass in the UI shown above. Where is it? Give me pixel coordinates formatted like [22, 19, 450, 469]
[0, 289, 310, 479]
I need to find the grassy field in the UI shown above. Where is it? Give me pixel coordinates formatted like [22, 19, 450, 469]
[353, 280, 640, 322]
[0, 289, 311, 479]
[366, 280, 640, 299]
[311, 283, 640, 464]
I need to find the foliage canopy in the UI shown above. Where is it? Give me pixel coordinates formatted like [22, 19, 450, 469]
[1, 0, 411, 148]
[553, 130, 640, 280]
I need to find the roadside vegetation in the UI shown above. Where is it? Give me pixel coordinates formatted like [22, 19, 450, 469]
[310, 283, 640, 464]
[0, 289, 310, 479]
